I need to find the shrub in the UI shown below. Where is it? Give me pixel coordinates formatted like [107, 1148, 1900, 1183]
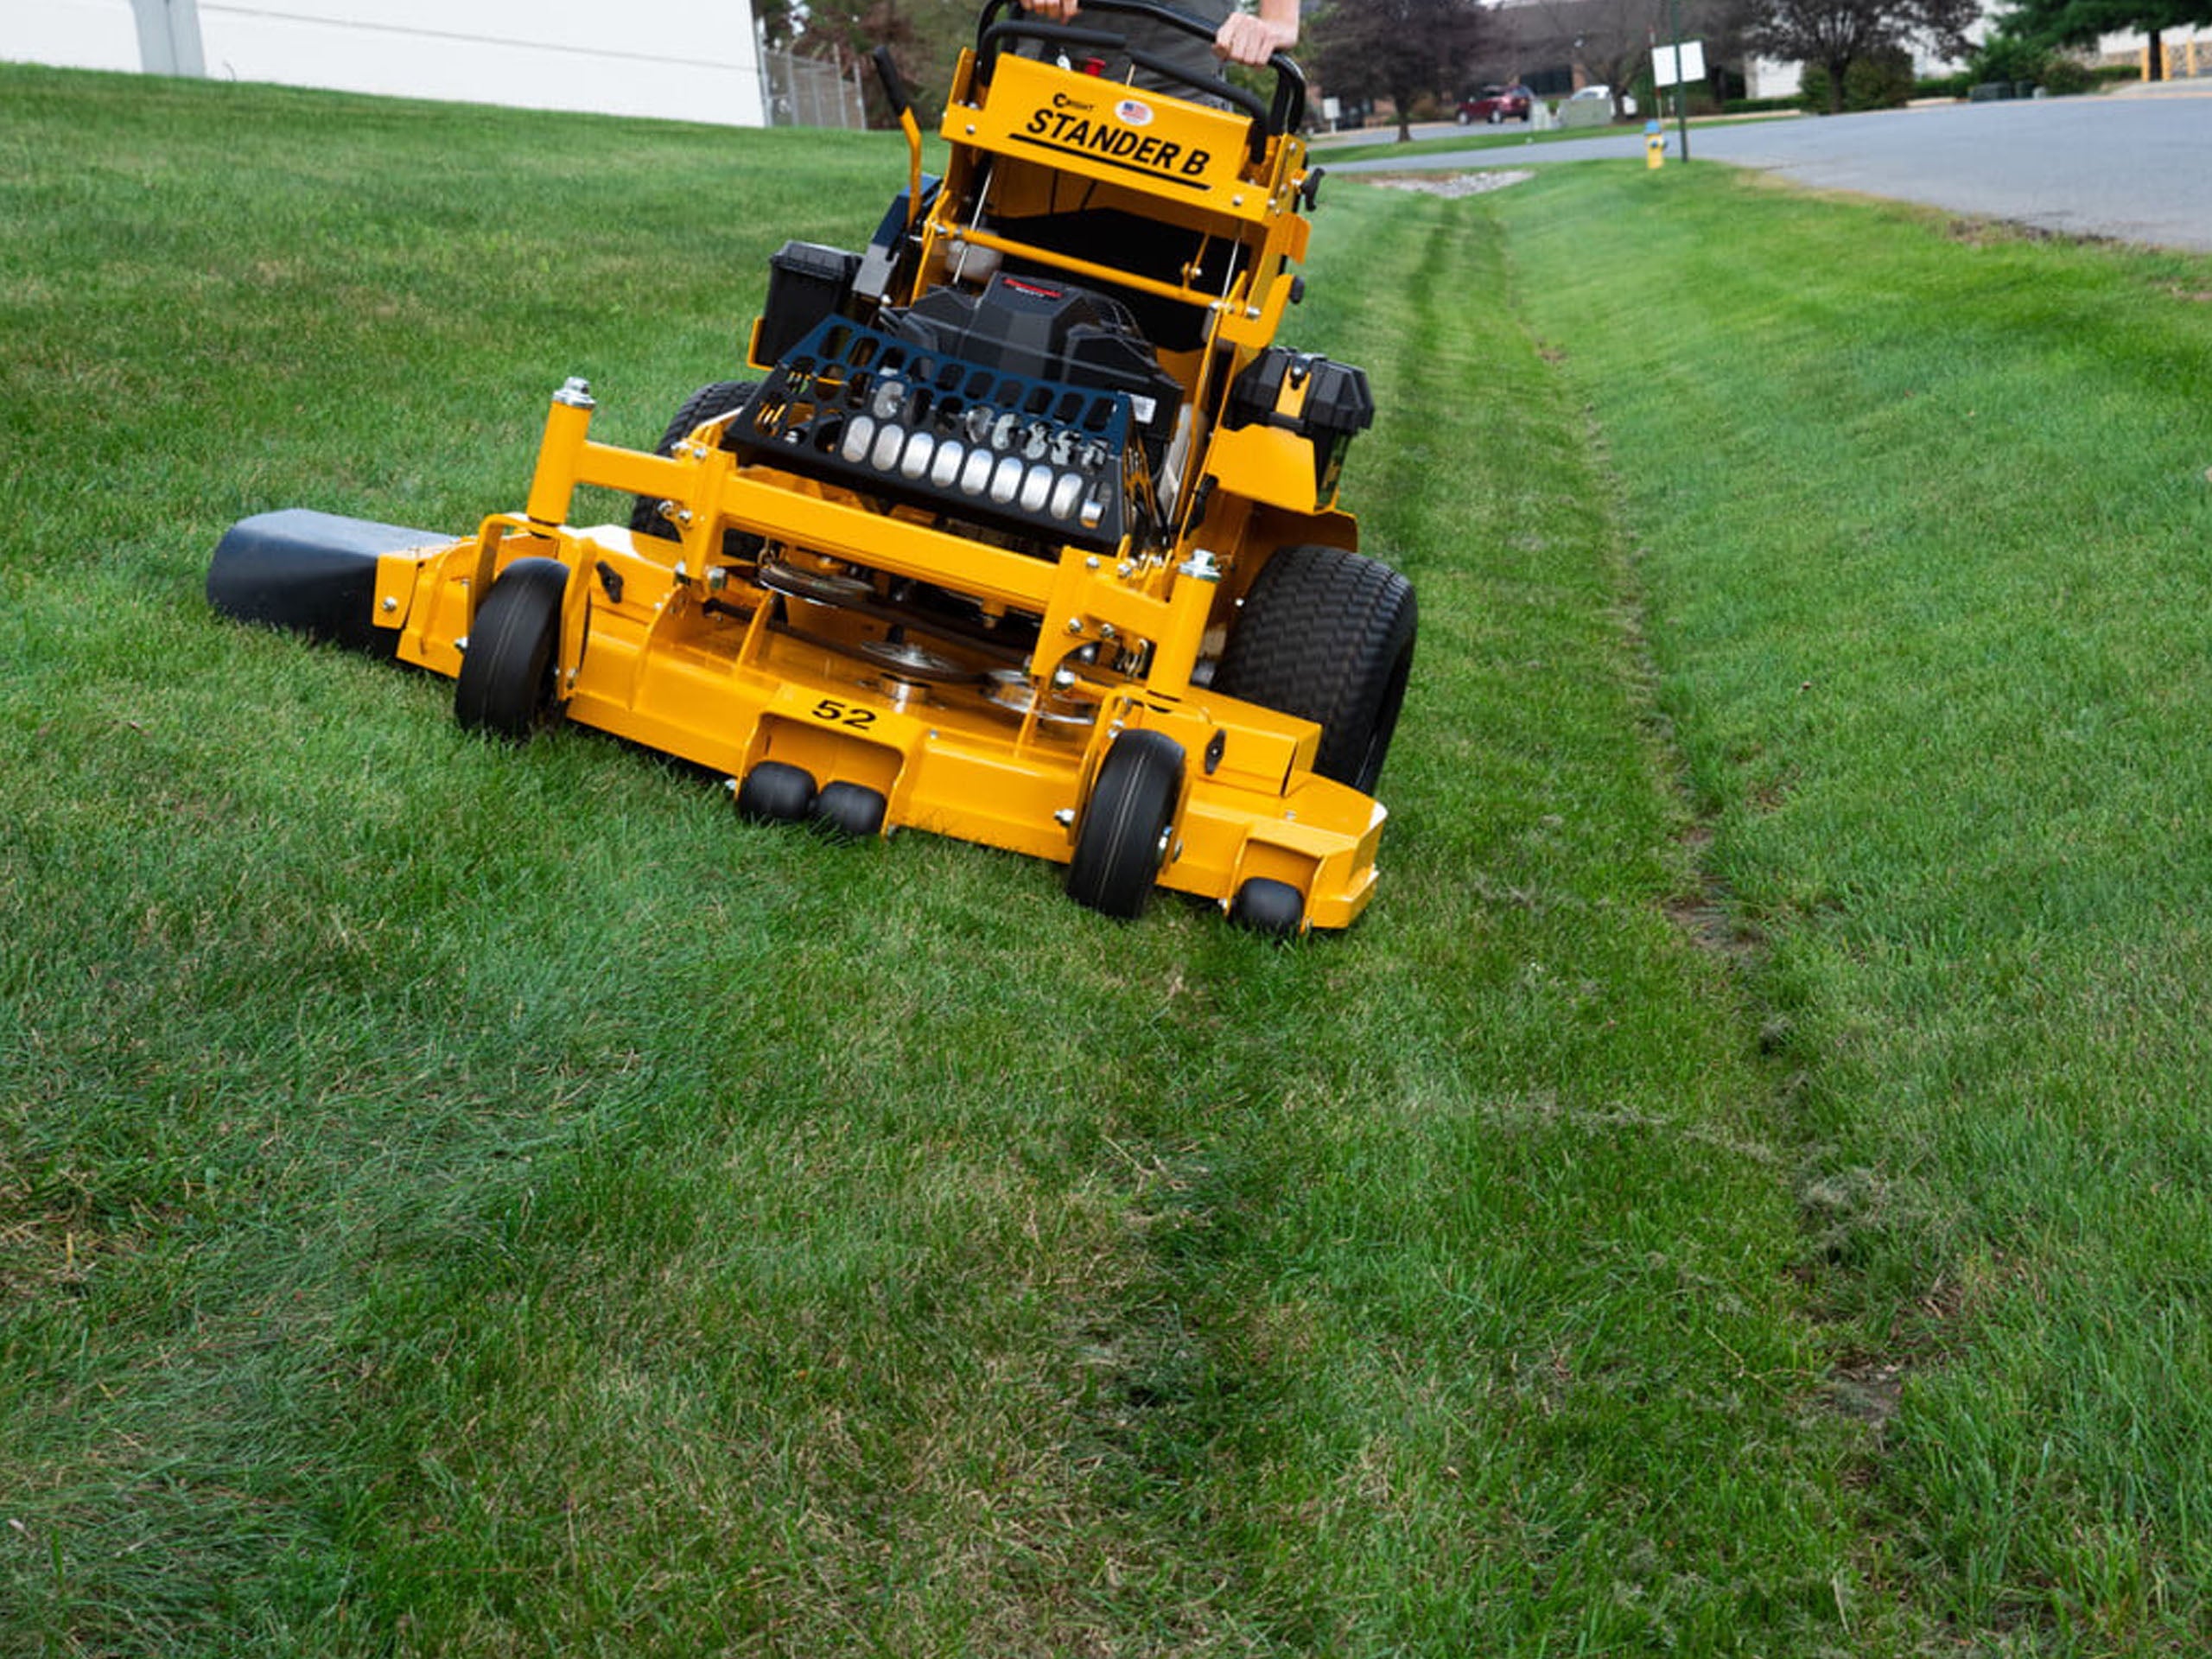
[1969, 33, 2050, 86]
[2041, 55, 2094, 94]
[1802, 51, 1916, 113]
[1914, 71, 1974, 99]
[1844, 48, 1917, 109]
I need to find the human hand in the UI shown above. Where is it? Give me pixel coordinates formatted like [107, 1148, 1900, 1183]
[1017, 1, 1295, 67]
[1213, 11, 1296, 66]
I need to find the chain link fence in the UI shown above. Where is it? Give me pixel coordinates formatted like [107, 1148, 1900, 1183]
[759, 45, 868, 129]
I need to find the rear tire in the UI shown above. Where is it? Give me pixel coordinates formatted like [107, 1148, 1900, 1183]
[1213, 543, 1416, 794]
[629, 380, 759, 545]
[1066, 729, 1184, 920]
[454, 557, 567, 739]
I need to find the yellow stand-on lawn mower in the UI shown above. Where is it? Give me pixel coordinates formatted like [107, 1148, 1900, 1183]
[207, 0, 1415, 933]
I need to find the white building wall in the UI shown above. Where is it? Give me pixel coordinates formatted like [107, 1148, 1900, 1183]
[0, 0, 765, 127]
[6, 0, 147, 72]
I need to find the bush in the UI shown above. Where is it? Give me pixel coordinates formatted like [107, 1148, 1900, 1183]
[1845, 49, 1917, 110]
[1801, 50, 1916, 113]
[1914, 71, 1974, 99]
[2041, 55, 2094, 94]
[1724, 95, 1804, 115]
[1969, 33, 2050, 86]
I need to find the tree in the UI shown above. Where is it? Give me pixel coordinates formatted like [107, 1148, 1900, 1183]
[1745, 0, 1978, 111]
[1995, 0, 2212, 79]
[1473, 0, 1759, 117]
[1519, 0, 1662, 116]
[1690, 0, 1772, 101]
[791, 0, 977, 124]
[758, 0, 799, 50]
[1307, 0, 1488, 140]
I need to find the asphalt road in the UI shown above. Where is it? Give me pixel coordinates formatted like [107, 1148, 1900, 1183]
[1325, 82, 2212, 252]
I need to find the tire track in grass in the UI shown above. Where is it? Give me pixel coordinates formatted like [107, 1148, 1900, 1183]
[1026, 183, 1907, 1654]
[1491, 159, 2212, 1647]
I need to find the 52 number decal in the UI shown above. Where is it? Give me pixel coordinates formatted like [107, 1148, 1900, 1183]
[810, 698, 878, 731]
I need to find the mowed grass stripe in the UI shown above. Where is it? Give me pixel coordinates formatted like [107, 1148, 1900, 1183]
[1496, 158, 2212, 1643]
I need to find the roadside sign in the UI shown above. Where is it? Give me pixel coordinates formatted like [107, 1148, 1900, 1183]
[1653, 41, 1706, 86]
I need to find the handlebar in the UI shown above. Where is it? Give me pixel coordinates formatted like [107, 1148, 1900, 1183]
[974, 0, 1306, 158]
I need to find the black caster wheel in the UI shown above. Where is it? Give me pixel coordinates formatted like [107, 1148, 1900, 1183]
[735, 761, 817, 823]
[1228, 877, 1306, 938]
[1065, 729, 1185, 919]
[454, 557, 567, 739]
[815, 781, 887, 839]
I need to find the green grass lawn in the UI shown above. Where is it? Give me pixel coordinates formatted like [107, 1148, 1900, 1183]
[1491, 162, 2212, 1648]
[3, 60, 2211, 1656]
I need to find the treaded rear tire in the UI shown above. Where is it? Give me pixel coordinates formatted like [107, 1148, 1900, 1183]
[629, 380, 759, 543]
[454, 557, 567, 739]
[1213, 543, 1416, 794]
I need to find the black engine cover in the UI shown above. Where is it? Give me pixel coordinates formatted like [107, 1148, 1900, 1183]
[890, 274, 1182, 452]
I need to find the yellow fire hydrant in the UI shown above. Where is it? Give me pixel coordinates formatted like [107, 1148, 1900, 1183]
[1645, 119, 1666, 169]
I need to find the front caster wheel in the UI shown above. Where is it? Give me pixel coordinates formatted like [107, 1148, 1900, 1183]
[1065, 729, 1185, 920]
[1229, 878, 1306, 938]
[735, 761, 817, 823]
[815, 781, 887, 839]
[454, 557, 568, 739]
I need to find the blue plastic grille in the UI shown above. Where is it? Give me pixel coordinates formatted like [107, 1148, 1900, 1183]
[738, 315, 1152, 551]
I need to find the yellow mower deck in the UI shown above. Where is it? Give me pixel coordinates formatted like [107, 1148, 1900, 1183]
[207, 3, 1411, 932]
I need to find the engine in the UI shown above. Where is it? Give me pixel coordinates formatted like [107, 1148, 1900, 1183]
[735, 261, 1185, 553]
